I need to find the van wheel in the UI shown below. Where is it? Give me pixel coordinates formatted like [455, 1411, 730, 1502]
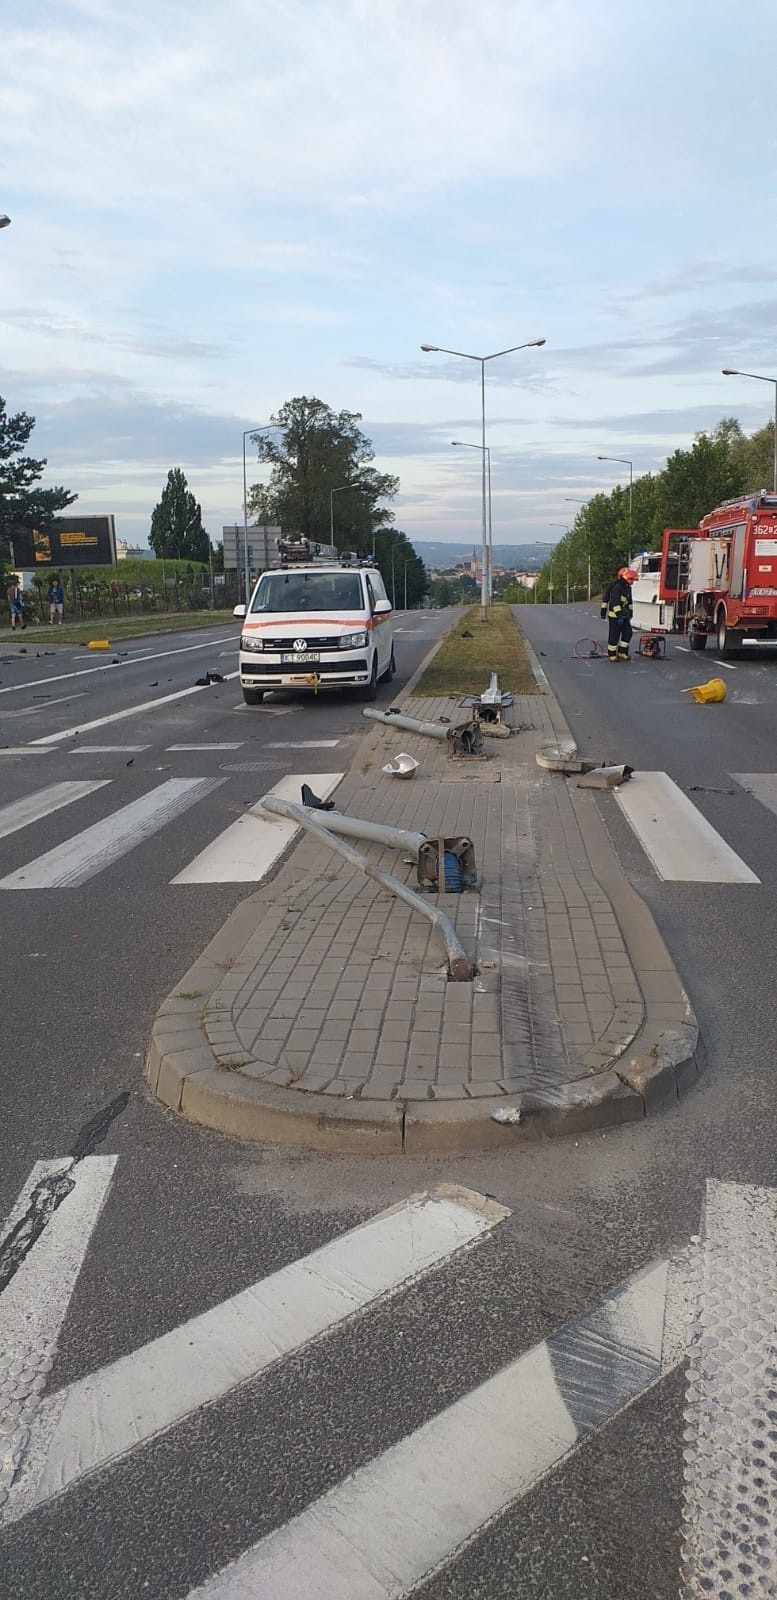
[380, 646, 396, 683]
[242, 687, 265, 705]
[359, 658, 378, 701]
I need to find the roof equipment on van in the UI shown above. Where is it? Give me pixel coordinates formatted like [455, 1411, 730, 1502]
[276, 535, 379, 569]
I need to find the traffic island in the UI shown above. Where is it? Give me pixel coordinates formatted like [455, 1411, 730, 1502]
[146, 610, 701, 1153]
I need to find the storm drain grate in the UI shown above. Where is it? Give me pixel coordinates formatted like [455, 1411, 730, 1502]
[219, 761, 280, 773]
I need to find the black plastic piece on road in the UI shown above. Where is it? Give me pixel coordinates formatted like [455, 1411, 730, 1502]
[300, 783, 336, 811]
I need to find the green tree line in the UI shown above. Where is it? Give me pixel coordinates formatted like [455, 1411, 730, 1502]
[535, 415, 776, 602]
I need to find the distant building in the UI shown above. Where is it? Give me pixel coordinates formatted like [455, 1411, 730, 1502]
[116, 540, 154, 561]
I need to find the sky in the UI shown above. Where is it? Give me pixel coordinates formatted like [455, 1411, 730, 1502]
[1, 0, 776, 553]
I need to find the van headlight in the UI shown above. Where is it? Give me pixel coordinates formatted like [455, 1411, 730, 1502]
[339, 631, 368, 649]
[241, 634, 262, 651]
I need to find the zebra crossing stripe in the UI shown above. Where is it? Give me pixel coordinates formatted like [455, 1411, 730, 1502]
[0, 1157, 117, 1511]
[0, 777, 225, 889]
[3, 1186, 508, 1524]
[0, 781, 109, 842]
[187, 1257, 671, 1599]
[171, 771, 343, 883]
[614, 772, 759, 882]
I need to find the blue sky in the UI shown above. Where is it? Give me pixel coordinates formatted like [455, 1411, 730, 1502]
[1, 0, 776, 550]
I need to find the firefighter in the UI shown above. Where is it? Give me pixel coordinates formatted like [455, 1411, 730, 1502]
[601, 567, 637, 661]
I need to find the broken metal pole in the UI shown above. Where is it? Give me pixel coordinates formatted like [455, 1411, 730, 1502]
[299, 808, 427, 857]
[362, 708, 449, 740]
[261, 795, 474, 981]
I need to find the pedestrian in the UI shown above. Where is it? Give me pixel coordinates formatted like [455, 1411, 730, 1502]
[601, 567, 637, 661]
[6, 575, 26, 631]
[48, 574, 65, 625]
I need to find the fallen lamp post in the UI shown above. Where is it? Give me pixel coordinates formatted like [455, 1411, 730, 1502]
[260, 794, 475, 980]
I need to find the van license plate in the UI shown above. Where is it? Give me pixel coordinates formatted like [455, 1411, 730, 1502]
[280, 651, 320, 664]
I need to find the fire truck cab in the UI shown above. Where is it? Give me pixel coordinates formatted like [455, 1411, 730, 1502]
[658, 491, 777, 654]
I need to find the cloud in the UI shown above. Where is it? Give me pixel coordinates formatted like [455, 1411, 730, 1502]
[1, 309, 225, 361]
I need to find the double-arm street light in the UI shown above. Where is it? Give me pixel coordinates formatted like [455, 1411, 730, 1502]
[452, 440, 492, 599]
[0, 215, 10, 229]
[329, 483, 352, 546]
[549, 525, 571, 602]
[565, 497, 591, 599]
[422, 337, 546, 621]
[242, 424, 280, 604]
[722, 368, 777, 493]
[597, 454, 633, 562]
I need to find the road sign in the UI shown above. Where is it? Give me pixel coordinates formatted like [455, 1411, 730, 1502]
[221, 525, 281, 572]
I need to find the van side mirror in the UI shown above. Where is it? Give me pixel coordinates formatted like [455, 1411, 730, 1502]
[233, 603, 246, 619]
[374, 598, 392, 616]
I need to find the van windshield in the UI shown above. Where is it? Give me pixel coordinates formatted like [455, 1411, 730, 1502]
[250, 571, 365, 613]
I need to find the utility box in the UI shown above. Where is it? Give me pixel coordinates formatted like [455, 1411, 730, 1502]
[688, 538, 729, 593]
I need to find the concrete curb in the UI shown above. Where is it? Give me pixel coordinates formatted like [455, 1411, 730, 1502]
[145, 618, 702, 1152]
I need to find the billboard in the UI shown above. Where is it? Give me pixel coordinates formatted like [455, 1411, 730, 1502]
[11, 515, 118, 570]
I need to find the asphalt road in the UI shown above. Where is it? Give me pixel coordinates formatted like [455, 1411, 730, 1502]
[1, 605, 775, 1599]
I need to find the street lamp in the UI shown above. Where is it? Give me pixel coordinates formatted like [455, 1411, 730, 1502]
[722, 368, 777, 493]
[421, 337, 546, 621]
[452, 441, 492, 599]
[597, 454, 633, 562]
[403, 558, 414, 611]
[549, 525, 571, 602]
[329, 483, 352, 546]
[0, 215, 10, 229]
[565, 498, 591, 598]
[242, 424, 278, 605]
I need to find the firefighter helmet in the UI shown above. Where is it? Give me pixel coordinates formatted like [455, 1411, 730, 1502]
[619, 567, 638, 583]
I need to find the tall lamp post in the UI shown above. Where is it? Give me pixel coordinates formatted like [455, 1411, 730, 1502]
[421, 337, 546, 621]
[549, 525, 571, 602]
[242, 424, 278, 605]
[329, 484, 352, 546]
[722, 368, 777, 494]
[565, 497, 591, 599]
[452, 440, 492, 599]
[403, 558, 413, 611]
[597, 454, 633, 562]
[0, 215, 10, 229]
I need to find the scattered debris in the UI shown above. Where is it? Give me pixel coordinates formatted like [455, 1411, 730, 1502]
[687, 784, 735, 795]
[577, 763, 634, 789]
[194, 670, 225, 687]
[491, 1106, 522, 1125]
[460, 629, 473, 638]
[382, 752, 420, 778]
[683, 677, 727, 704]
[300, 782, 336, 811]
[536, 743, 593, 774]
[87, 640, 111, 651]
[126, 758, 134, 767]
[149, 680, 158, 686]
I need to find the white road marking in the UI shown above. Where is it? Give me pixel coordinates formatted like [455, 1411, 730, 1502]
[0, 633, 237, 696]
[0, 747, 51, 756]
[166, 743, 244, 752]
[7, 1187, 508, 1523]
[187, 1257, 670, 1600]
[232, 702, 297, 715]
[0, 781, 110, 842]
[614, 772, 759, 882]
[676, 645, 690, 653]
[171, 771, 343, 883]
[266, 740, 340, 749]
[679, 1181, 777, 1594]
[0, 692, 87, 718]
[29, 673, 240, 745]
[733, 772, 777, 820]
[0, 777, 225, 889]
[715, 659, 737, 670]
[69, 745, 150, 754]
[0, 1156, 117, 1513]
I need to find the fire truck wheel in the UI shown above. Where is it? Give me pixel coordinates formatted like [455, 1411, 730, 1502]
[716, 612, 739, 656]
[688, 631, 707, 651]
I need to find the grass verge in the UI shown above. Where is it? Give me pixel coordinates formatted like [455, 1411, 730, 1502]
[411, 604, 538, 697]
[0, 610, 236, 649]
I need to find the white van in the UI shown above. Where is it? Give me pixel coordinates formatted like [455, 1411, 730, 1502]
[234, 553, 395, 705]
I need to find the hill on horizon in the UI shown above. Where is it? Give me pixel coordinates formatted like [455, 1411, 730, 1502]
[413, 539, 554, 570]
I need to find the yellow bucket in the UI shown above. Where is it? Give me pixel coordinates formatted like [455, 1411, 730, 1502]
[683, 677, 727, 704]
[86, 640, 111, 650]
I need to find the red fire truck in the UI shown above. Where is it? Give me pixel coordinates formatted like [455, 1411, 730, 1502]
[657, 490, 777, 654]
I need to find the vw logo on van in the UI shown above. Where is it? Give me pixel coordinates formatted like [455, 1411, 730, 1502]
[293, 639, 307, 651]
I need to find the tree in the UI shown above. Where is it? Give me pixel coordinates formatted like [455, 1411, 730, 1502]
[0, 396, 76, 570]
[246, 396, 399, 548]
[149, 468, 208, 561]
[656, 429, 745, 531]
